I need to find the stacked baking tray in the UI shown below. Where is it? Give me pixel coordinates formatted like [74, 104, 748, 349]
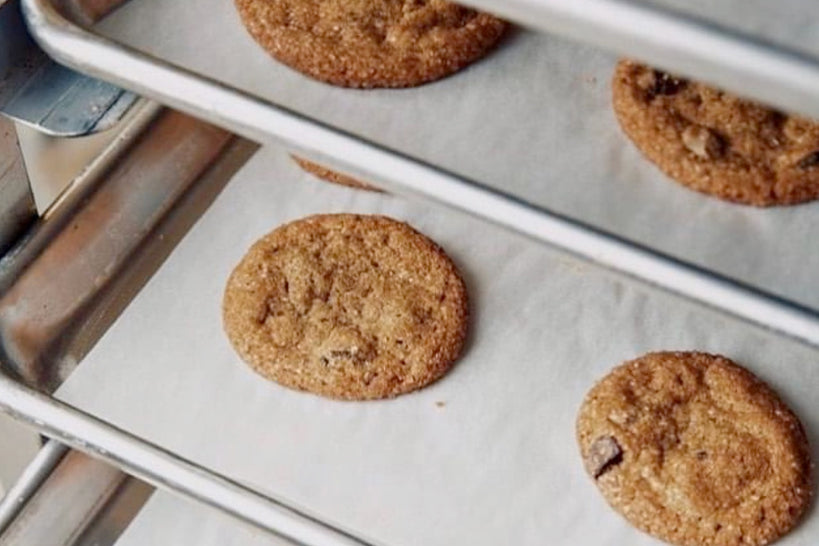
[24, 0, 819, 343]
[4, 0, 819, 544]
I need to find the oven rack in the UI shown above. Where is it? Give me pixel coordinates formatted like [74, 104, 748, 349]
[1, 0, 819, 544]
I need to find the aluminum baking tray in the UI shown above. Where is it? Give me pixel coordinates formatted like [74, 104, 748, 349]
[2, 137, 818, 546]
[0, 107, 373, 544]
[3, 0, 819, 543]
[51, 145, 819, 546]
[19, 0, 819, 349]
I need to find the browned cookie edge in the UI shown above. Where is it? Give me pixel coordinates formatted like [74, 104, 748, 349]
[612, 60, 819, 206]
[576, 351, 813, 546]
[292, 155, 381, 192]
[223, 214, 469, 400]
[233, 0, 507, 88]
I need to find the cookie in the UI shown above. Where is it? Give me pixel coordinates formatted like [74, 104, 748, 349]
[223, 214, 468, 400]
[292, 155, 381, 191]
[612, 60, 819, 206]
[233, 0, 506, 88]
[576, 352, 812, 546]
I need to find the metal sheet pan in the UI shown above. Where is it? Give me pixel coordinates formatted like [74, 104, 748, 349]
[6, 1, 819, 541]
[25, 0, 819, 119]
[19, 0, 819, 348]
[55, 146, 819, 546]
[634, 0, 819, 58]
[90, 0, 819, 309]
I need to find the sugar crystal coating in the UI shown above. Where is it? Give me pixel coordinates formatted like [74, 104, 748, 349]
[613, 60, 819, 206]
[234, 0, 506, 88]
[223, 214, 469, 400]
[577, 352, 813, 546]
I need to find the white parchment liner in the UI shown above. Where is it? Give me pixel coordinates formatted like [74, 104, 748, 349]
[94, 0, 819, 312]
[55, 148, 819, 545]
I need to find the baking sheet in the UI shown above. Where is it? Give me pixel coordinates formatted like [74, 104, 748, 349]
[56, 147, 819, 545]
[94, 0, 819, 313]
[639, 0, 819, 58]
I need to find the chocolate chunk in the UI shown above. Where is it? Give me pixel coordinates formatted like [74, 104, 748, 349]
[796, 151, 819, 169]
[653, 71, 686, 96]
[586, 435, 624, 478]
[635, 69, 687, 101]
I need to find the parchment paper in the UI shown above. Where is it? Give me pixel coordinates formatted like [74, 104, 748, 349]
[55, 147, 819, 545]
[116, 490, 295, 546]
[95, 0, 819, 312]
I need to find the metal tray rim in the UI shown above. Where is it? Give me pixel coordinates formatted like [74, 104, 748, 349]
[0, 373, 372, 545]
[18, 0, 819, 348]
[7, 0, 819, 543]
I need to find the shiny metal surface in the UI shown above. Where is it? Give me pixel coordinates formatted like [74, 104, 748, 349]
[0, 96, 146, 546]
[0, 380, 372, 545]
[0, 447, 150, 545]
[3, 61, 137, 137]
[19, 0, 819, 349]
[0, 108, 373, 544]
[0, 109, 315, 546]
[52, 0, 130, 26]
[0, 99, 159, 291]
[0, 441, 64, 535]
[0, 117, 35, 255]
[20, 0, 819, 119]
[73, 477, 152, 546]
[4, 1, 819, 543]
[0, 0, 136, 136]
[0, 0, 35, 88]
[459, 0, 819, 118]
[0, 108, 233, 389]
[16, 98, 155, 214]
[0, 102, 372, 543]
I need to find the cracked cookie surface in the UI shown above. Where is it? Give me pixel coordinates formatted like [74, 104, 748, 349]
[576, 352, 812, 546]
[612, 60, 819, 206]
[223, 214, 468, 400]
[233, 0, 506, 88]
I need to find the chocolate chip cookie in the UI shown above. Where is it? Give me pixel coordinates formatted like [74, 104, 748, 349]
[234, 0, 506, 88]
[223, 214, 469, 400]
[292, 155, 381, 191]
[613, 60, 819, 206]
[577, 352, 812, 546]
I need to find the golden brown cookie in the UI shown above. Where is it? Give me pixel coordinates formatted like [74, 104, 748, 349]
[577, 352, 812, 546]
[612, 60, 819, 206]
[223, 214, 468, 400]
[292, 155, 381, 191]
[233, 0, 506, 88]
